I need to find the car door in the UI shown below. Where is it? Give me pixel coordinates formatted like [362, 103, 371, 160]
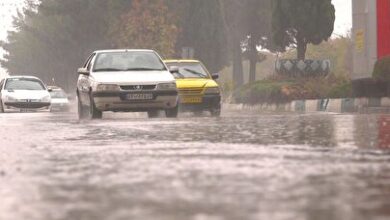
[78, 53, 95, 105]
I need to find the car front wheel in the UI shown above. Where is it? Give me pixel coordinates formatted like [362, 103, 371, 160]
[165, 105, 179, 118]
[77, 96, 88, 120]
[89, 95, 103, 119]
[88, 94, 102, 119]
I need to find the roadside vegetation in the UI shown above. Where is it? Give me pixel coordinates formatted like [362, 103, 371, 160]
[235, 75, 352, 104]
[2, 0, 363, 103]
[233, 36, 353, 104]
[0, 0, 336, 93]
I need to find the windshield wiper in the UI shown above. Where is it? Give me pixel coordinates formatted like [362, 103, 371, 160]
[94, 68, 123, 72]
[183, 68, 207, 78]
[125, 68, 165, 71]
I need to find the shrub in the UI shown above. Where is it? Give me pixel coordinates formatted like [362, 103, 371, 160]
[373, 56, 390, 82]
[235, 74, 354, 104]
[328, 80, 353, 98]
[236, 80, 294, 104]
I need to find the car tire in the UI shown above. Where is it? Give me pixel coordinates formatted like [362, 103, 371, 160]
[147, 110, 160, 118]
[0, 101, 4, 113]
[165, 105, 179, 118]
[210, 108, 221, 117]
[193, 111, 203, 117]
[77, 96, 87, 120]
[89, 94, 102, 119]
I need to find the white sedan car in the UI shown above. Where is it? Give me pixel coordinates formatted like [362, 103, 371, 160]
[0, 76, 51, 113]
[77, 49, 179, 119]
[48, 87, 70, 112]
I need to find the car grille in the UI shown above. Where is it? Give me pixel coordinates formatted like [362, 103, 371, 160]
[178, 88, 203, 95]
[5, 102, 50, 109]
[120, 85, 156, 91]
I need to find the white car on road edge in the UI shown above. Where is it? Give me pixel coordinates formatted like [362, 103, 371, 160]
[0, 76, 51, 113]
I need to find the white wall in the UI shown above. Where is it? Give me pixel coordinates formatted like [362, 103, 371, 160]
[352, 0, 378, 80]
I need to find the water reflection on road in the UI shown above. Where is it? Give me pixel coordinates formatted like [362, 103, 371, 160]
[0, 112, 389, 220]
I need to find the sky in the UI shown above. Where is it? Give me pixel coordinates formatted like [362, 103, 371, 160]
[0, 0, 353, 77]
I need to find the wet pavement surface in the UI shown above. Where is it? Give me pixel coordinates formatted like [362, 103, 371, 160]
[0, 111, 390, 220]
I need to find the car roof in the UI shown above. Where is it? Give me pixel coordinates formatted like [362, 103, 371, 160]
[94, 49, 156, 54]
[47, 86, 64, 90]
[5, 75, 42, 80]
[164, 59, 200, 63]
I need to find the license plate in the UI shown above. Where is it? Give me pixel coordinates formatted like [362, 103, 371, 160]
[125, 93, 153, 100]
[181, 96, 203, 104]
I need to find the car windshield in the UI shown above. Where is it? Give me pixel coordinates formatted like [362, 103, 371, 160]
[93, 51, 167, 72]
[5, 78, 45, 91]
[50, 90, 67, 98]
[166, 63, 210, 79]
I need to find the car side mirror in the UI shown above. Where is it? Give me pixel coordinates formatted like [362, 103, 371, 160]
[212, 73, 219, 80]
[78, 68, 90, 76]
[48, 88, 53, 92]
[169, 66, 179, 74]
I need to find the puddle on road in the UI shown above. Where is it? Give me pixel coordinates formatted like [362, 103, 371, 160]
[1, 113, 390, 220]
[52, 113, 390, 150]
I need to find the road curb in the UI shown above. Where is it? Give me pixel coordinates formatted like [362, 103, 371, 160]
[226, 97, 390, 113]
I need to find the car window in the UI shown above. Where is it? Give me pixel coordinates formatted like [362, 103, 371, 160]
[86, 54, 96, 71]
[5, 78, 46, 91]
[93, 51, 166, 72]
[166, 63, 210, 79]
[83, 53, 95, 69]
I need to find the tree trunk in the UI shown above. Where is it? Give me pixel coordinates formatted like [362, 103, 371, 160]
[249, 36, 257, 83]
[296, 33, 307, 60]
[218, 0, 244, 88]
[232, 38, 244, 88]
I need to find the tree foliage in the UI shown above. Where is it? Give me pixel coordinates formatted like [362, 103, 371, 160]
[1, 0, 111, 91]
[373, 56, 390, 82]
[0, 0, 275, 91]
[272, 0, 335, 60]
[110, 0, 179, 58]
[177, 0, 228, 73]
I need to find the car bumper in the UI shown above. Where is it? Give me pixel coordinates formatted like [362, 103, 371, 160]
[50, 104, 70, 112]
[92, 91, 178, 112]
[179, 94, 221, 111]
[3, 102, 51, 112]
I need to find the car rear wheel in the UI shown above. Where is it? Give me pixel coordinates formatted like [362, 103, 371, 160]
[89, 94, 102, 119]
[210, 107, 221, 117]
[193, 111, 203, 117]
[147, 110, 160, 118]
[165, 105, 179, 118]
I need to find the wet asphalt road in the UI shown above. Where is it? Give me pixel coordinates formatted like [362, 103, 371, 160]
[0, 110, 390, 220]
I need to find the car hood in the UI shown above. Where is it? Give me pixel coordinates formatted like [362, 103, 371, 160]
[3, 90, 50, 99]
[175, 78, 219, 89]
[91, 71, 175, 84]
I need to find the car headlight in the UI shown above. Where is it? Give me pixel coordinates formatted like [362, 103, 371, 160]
[96, 84, 120, 92]
[205, 87, 220, 94]
[157, 82, 177, 90]
[41, 95, 51, 102]
[5, 95, 16, 101]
